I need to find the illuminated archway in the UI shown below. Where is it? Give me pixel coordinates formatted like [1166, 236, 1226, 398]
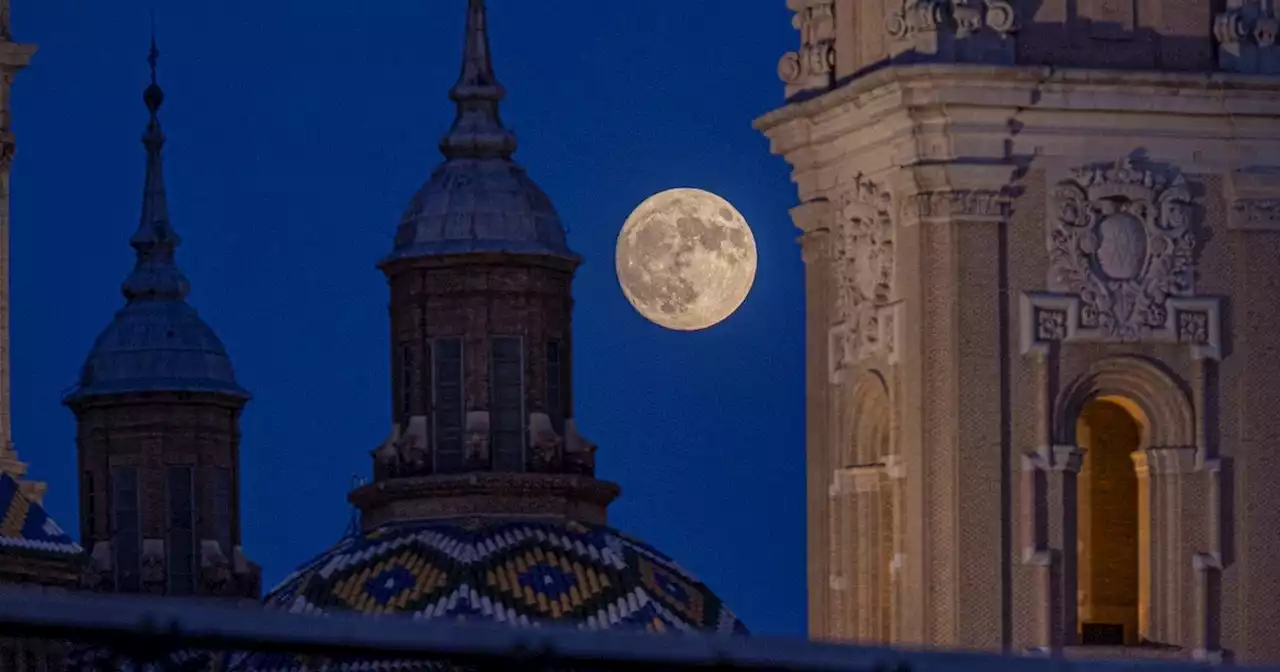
[1053, 356, 1196, 647]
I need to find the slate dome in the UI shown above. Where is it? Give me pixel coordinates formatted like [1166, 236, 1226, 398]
[67, 300, 246, 401]
[388, 158, 576, 262]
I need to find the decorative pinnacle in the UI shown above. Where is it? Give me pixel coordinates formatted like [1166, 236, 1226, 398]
[122, 18, 190, 302]
[439, 0, 518, 160]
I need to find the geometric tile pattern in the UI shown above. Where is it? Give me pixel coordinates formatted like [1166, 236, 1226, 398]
[220, 517, 747, 671]
[266, 517, 747, 635]
[0, 472, 83, 557]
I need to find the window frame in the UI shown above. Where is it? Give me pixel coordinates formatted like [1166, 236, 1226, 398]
[165, 465, 197, 596]
[110, 467, 141, 592]
[489, 335, 527, 472]
[431, 337, 466, 473]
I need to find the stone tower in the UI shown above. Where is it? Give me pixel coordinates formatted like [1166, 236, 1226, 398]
[351, 0, 612, 528]
[64, 36, 258, 599]
[0, 0, 37, 503]
[757, 0, 1280, 663]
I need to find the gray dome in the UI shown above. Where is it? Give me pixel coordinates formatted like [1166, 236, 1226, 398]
[387, 157, 577, 262]
[384, 0, 578, 265]
[66, 300, 246, 402]
[66, 59, 245, 405]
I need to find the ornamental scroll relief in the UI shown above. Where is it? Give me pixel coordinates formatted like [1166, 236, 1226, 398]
[829, 176, 900, 382]
[1022, 158, 1222, 360]
[778, 0, 836, 98]
[886, 0, 1017, 39]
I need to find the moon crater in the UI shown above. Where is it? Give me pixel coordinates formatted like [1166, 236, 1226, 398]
[615, 188, 757, 331]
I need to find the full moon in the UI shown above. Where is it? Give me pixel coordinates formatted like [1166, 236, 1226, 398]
[615, 188, 757, 331]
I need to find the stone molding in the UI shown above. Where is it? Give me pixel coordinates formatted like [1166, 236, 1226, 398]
[778, 0, 836, 99]
[1131, 446, 1198, 477]
[1022, 292, 1223, 361]
[350, 472, 621, 529]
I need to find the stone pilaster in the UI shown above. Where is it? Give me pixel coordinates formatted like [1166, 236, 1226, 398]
[1021, 444, 1085, 653]
[793, 199, 835, 638]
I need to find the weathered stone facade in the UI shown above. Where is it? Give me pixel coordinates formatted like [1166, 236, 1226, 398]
[760, 0, 1280, 664]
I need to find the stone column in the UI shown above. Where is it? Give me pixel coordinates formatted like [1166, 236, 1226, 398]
[1132, 446, 1197, 647]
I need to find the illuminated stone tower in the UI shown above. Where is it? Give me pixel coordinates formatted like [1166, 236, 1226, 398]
[64, 35, 259, 599]
[757, 0, 1280, 663]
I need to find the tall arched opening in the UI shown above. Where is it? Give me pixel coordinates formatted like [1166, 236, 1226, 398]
[1076, 396, 1146, 646]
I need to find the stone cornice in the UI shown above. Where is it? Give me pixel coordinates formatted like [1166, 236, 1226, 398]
[756, 63, 1280, 136]
[0, 41, 35, 70]
[350, 472, 622, 528]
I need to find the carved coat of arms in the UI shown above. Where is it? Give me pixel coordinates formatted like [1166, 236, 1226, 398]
[1048, 158, 1197, 342]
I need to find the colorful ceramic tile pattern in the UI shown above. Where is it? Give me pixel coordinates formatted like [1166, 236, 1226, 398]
[265, 518, 747, 634]
[212, 518, 745, 671]
[0, 472, 82, 557]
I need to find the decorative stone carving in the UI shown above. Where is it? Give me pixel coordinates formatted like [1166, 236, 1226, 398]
[886, 0, 1017, 39]
[200, 540, 232, 595]
[1230, 198, 1280, 230]
[1216, 4, 1280, 74]
[904, 189, 1010, 223]
[140, 539, 166, 593]
[84, 541, 114, 592]
[373, 416, 430, 478]
[563, 419, 596, 476]
[828, 176, 900, 381]
[528, 412, 563, 473]
[778, 0, 836, 98]
[1050, 159, 1197, 338]
[463, 411, 490, 468]
[1226, 168, 1280, 230]
[1023, 159, 1222, 359]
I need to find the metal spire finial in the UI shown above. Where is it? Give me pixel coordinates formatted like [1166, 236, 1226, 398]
[122, 19, 190, 303]
[439, 0, 518, 160]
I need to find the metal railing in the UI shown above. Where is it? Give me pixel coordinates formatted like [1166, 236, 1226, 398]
[0, 589, 1231, 672]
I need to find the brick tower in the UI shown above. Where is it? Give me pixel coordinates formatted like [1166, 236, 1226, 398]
[758, 0, 1280, 663]
[351, 0, 609, 525]
[64, 34, 258, 599]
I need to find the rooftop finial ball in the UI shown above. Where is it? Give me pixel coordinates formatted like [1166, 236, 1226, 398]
[615, 188, 758, 331]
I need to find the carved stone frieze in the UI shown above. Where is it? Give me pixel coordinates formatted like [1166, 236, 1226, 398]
[903, 189, 1010, 224]
[1215, 4, 1280, 74]
[779, 0, 836, 98]
[1230, 198, 1280, 230]
[886, 0, 1017, 39]
[829, 176, 899, 381]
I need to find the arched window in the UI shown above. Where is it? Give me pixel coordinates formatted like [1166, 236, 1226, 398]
[1076, 397, 1144, 646]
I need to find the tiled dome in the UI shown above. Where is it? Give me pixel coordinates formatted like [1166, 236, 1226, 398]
[387, 158, 576, 262]
[66, 299, 246, 401]
[266, 518, 746, 634]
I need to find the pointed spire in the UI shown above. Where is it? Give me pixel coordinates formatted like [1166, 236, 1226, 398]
[439, 0, 518, 160]
[122, 14, 190, 302]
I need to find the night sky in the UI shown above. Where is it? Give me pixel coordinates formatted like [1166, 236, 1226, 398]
[11, 1, 806, 635]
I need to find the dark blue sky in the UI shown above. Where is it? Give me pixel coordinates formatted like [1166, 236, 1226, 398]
[12, 1, 805, 635]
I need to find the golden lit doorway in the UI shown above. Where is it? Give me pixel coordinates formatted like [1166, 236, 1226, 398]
[1076, 397, 1145, 646]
